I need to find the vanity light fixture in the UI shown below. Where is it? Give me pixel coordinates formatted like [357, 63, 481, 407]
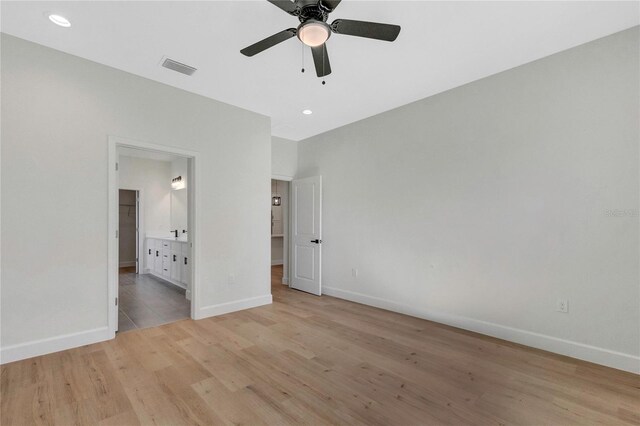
[48, 14, 71, 27]
[171, 175, 185, 190]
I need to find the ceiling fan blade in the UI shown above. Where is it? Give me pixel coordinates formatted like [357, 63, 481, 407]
[331, 19, 401, 41]
[240, 29, 297, 57]
[321, 0, 342, 11]
[267, 0, 298, 15]
[311, 44, 331, 77]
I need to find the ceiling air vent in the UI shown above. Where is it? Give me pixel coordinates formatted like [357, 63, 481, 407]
[161, 57, 197, 76]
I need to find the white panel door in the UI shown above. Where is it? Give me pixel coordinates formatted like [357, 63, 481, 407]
[291, 176, 322, 295]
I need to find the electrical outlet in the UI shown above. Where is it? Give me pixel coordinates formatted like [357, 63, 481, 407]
[352, 268, 358, 277]
[556, 299, 569, 313]
[228, 274, 235, 285]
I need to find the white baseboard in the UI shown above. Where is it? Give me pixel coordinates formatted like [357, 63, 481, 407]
[148, 271, 187, 291]
[195, 294, 272, 320]
[322, 286, 640, 374]
[119, 261, 136, 267]
[282, 277, 289, 285]
[271, 259, 283, 266]
[0, 327, 113, 365]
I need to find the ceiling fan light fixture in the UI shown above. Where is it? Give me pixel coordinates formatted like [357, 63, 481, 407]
[298, 21, 330, 47]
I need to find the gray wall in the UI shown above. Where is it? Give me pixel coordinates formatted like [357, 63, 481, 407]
[119, 156, 173, 237]
[1, 34, 272, 352]
[272, 136, 298, 178]
[298, 28, 639, 371]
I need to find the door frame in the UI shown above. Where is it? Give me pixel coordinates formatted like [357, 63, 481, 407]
[118, 188, 143, 273]
[108, 135, 200, 337]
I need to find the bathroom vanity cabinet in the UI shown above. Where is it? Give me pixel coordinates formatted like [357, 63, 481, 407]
[145, 237, 191, 297]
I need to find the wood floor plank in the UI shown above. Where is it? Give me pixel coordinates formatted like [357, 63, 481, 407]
[1, 265, 638, 425]
[192, 377, 269, 426]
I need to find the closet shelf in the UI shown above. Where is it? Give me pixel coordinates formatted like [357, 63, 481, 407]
[271, 234, 284, 238]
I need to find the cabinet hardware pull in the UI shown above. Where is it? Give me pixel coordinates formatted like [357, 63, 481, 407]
[149, 249, 152, 255]
[173, 254, 176, 261]
[184, 257, 188, 265]
[156, 250, 159, 256]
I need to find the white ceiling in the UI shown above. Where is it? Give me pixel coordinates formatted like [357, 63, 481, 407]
[1, 1, 638, 141]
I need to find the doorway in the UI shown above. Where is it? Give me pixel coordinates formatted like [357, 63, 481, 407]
[118, 189, 139, 272]
[271, 179, 290, 285]
[108, 136, 199, 336]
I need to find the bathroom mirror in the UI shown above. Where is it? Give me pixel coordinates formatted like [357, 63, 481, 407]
[171, 188, 188, 237]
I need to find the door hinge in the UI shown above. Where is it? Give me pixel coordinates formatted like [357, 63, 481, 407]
[115, 162, 119, 171]
[115, 297, 118, 306]
[115, 230, 119, 238]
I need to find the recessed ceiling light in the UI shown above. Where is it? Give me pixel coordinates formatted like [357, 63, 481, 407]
[48, 14, 71, 28]
[302, 109, 313, 115]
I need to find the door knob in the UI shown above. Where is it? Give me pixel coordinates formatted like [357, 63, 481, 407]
[310, 239, 322, 244]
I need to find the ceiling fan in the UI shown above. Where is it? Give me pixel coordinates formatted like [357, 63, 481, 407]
[240, 0, 401, 78]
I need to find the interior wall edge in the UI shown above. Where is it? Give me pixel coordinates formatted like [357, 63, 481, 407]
[323, 286, 640, 374]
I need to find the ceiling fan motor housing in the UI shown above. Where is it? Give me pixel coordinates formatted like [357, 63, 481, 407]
[297, 1, 331, 22]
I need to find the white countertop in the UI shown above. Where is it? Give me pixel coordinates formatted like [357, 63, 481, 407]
[146, 236, 189, 243]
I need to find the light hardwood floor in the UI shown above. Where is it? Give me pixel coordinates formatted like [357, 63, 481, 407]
[2, 266, 639, 425]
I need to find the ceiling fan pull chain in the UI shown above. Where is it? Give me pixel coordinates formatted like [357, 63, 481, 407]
[301, 44, 305, 73]
[322, 45, 326, 85]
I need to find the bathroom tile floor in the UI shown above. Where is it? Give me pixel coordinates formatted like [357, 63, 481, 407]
[118, 267, 191, 332]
